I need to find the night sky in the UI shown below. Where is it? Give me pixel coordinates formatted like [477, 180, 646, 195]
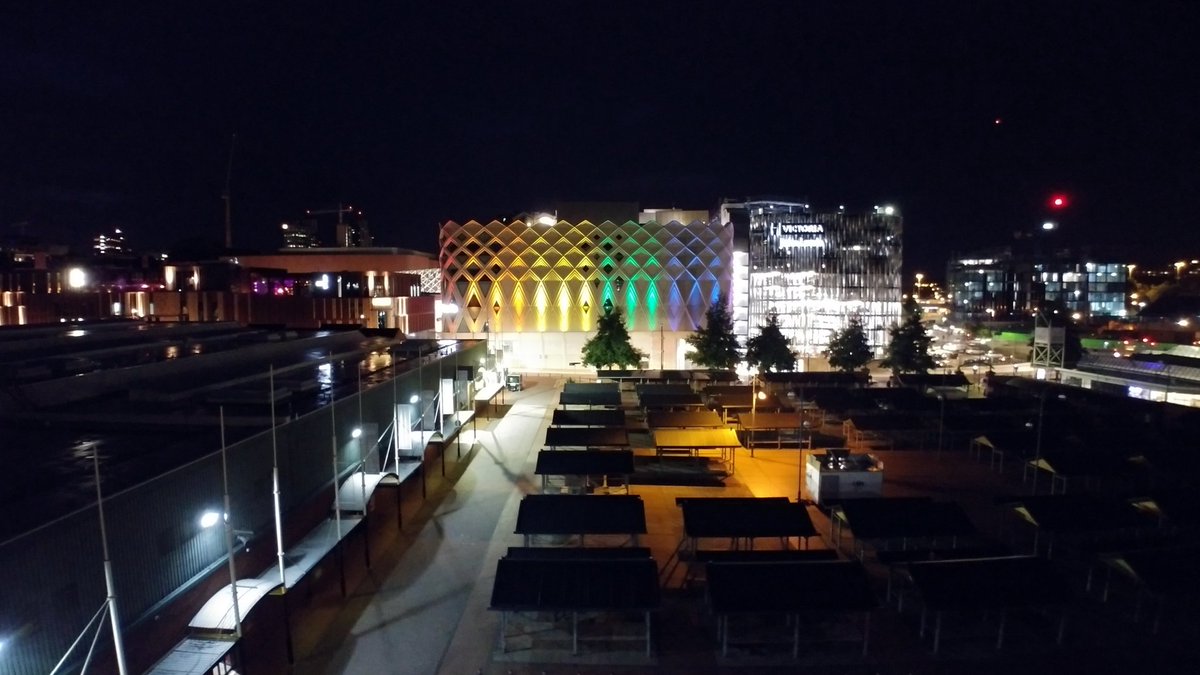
[2, 2, 1197, 278]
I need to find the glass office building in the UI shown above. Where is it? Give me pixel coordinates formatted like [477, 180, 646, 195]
[743, 200, 902, 358]
[947, 247, 1128, 320]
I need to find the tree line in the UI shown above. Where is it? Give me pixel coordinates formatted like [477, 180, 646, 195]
[580, 294, 937, 374]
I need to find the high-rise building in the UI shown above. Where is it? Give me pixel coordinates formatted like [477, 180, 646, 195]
[280, 220, 319, 248]
[93, 227, 128, 256]
[282, 205, 372, 249]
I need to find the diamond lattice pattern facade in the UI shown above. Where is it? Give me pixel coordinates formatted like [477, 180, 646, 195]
[440, 218, 732, 368]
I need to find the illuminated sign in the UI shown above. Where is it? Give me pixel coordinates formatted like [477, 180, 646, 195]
[777, 223, 824, 235]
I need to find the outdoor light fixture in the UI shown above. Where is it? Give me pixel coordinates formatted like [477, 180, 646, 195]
[199, 511, 221, 529]
[67, 268, 87, 289]
[409, 394, 419, 404]
[603, 298, 614, 314]
[1042, 221, 1056, 231]
[351, 427, 362, 439]
[582, 300, 590, 315]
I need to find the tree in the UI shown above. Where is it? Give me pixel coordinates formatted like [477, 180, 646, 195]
[827, 316, 873, 373]
[581, 305, 646, 369]
[745, 312, 797, 372]
[882, 297, 936, 374]
[685, 293, 740, 370]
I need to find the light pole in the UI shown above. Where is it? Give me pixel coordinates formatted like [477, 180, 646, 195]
[218, 407, 243, 639]
[796, 388, 806, 503]
[749, 371, 766, 457]
[90, 443, 129, 675]
[1031, 389, 1065, 494]
[492, 300, 501, 377]
[935, 392, 946, 461]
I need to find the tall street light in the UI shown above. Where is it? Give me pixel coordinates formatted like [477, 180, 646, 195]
[796, 388, 806, 503]
[935, 392, 947, 462]
[90, 443, 129, 675]
[1031, 389, 1066, 494]
[749, 370, 766, 457]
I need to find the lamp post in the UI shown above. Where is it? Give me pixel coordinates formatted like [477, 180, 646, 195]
[90, 443, 129, 675]
[749, 371, 766, 457]
[935, 392, 946, 461]
[218, 407, 243, 639]
[1031, 389, 1066, 495]
[492, 300, 501, 375]
[796, 388, 806, 503]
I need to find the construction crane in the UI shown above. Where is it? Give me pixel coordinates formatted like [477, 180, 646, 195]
[222, 133, 237, 249]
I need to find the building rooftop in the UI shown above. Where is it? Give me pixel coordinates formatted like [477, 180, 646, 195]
[0, 321, 431, 543]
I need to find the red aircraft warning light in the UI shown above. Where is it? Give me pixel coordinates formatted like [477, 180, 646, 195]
[1049, 194, 1069, 209]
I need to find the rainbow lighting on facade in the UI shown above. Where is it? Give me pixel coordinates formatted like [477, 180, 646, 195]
[439, 217, 732, 369]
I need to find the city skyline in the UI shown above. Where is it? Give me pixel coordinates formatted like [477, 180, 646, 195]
[2, 3, 1198, 275]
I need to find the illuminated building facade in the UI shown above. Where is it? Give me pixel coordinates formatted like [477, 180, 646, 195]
[92, 227, 128, 256]
[947, 246, 1128, 320]
[732, 200, 902, 358]
[439, 217, 732, 369]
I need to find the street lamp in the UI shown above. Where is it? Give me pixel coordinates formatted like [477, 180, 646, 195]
[89, 442, 130, 674]
[914, 273, 924, 302]
[749, 371, 767, 456]
[1030, 389, 1066, 494]
[933, 391, 947, 461]
[796, 388, 807, 503]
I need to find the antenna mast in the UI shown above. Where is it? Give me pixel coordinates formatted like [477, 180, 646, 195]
[222, 133, 237, 249]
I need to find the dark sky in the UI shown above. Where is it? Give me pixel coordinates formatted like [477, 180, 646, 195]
[2, 1, 1197, 278]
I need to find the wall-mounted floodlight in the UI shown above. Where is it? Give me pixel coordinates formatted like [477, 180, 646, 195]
[351, 427, 362, 439]
[199, 511, 221, 529]
[409, 394, 420, 404]
[67, 268, 87, 289]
